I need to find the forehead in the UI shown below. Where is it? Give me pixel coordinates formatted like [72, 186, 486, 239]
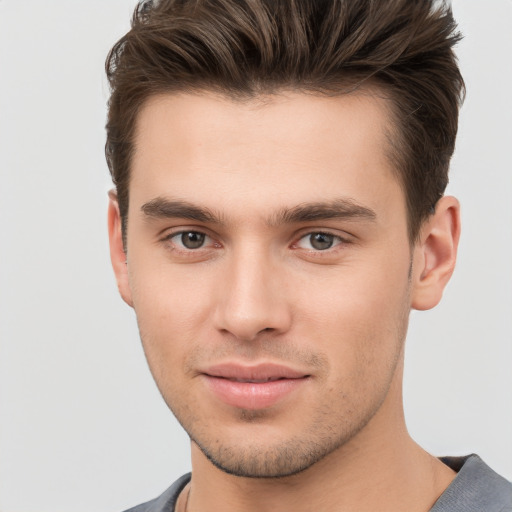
[129, 91, 403, 224]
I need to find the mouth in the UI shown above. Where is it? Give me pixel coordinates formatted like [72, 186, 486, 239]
[201, 363, 311, 410]
[222, 376, 289, 383]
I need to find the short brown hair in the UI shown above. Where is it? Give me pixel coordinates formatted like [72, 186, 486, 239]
[105, 0, 465, 244]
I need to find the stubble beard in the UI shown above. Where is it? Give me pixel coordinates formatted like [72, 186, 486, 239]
[191, 414, 369, 478]
[166, 378, 397, 479]
[142, 276, 412, 479]
[147, 330, 409, 479]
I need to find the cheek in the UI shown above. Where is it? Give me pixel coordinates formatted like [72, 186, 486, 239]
[295, 258, 409, 331]
[131, 260, 214, 325]
[292, 255, 411, 374]
[128, 265, 215, 376]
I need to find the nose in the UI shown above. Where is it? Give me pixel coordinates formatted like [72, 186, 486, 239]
[213, 247, 292, 341]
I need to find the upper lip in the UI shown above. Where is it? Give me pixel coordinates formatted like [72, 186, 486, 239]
[202, 362, 310, 382]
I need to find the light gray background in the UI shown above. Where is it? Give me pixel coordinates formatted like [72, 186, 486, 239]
[0, 1, 510, 511]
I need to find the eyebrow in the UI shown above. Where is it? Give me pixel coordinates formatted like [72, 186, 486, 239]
[141, 198, 221, 224]
[269, 198, 377, 226]
[140, 197, 377, 226]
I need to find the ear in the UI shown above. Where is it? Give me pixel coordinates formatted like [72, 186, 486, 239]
[107, 190, 133, 307]
[411, 196, 461, 311]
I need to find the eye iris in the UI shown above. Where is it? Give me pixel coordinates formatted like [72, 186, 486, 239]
[310, 233, 334, 250]
[181, 232, 205, 249]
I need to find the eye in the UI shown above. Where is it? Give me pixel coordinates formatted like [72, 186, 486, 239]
[169, 231, 210, 250]
[296, 232, 343, 251]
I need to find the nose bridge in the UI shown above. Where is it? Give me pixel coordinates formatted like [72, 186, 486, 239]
[214, 241, 290, 340]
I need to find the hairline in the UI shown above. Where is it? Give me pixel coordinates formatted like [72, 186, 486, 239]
[120, 81, 421, 248]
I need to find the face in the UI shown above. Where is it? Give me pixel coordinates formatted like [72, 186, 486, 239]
[117, 91, 417, 477]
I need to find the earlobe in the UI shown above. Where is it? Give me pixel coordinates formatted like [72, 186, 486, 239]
[411, 196, 461, 311]
[107, 190, 134, 307]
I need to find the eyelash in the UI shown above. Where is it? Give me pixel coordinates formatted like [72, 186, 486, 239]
[161, 230, 218, 251]
[292, 231, 348, 252]
[160, 229, 350, 254]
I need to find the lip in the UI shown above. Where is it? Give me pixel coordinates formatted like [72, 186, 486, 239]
[201, 363, 310, 410]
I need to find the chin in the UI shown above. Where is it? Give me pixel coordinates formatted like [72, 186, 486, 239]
[192, 435, 331, 478]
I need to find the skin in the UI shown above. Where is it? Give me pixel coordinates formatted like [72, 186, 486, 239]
[109, 91, 460, 512]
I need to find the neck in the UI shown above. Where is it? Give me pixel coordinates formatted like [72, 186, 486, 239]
[184, 365, 455, 512]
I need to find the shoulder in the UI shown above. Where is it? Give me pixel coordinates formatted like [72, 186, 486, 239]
[122, 473, 191, 512]
[431, 454, 512, 512]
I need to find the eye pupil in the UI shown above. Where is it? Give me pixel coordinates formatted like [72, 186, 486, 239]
[310, 233, 334, 250]
[181, 232, 205, 249]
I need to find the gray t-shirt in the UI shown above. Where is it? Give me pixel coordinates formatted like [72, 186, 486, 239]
[124, 454, 512, 512]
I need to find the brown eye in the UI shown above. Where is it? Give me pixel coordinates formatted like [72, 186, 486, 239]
[163, 230, 220, 257]
[296, 232, 343, 251]
[310, 233, 335, 250]
[180, 231, 206, 249]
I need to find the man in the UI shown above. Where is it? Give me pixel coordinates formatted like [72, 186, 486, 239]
[105, 1, 512, 511]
